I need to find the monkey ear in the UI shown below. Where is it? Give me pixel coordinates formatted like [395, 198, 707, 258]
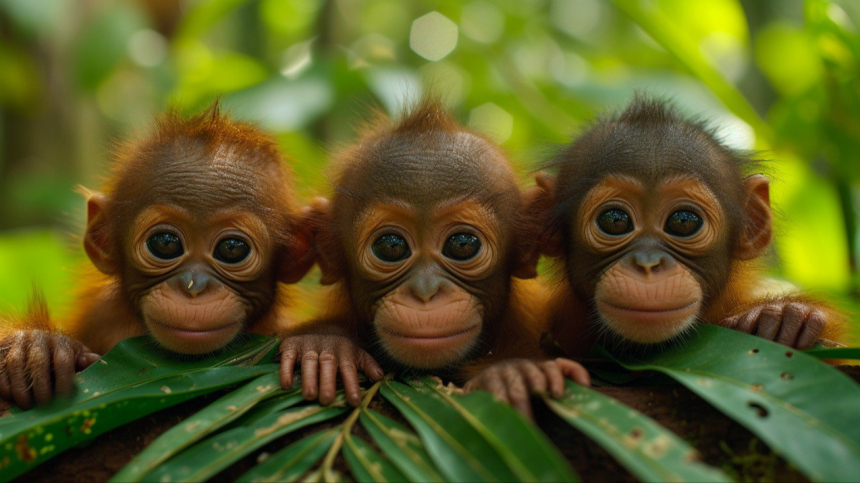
[534, 172, 565, 258]
[512, 172, 556, 279]
[84, 192, 119, 275]
[735, 174, 773, 260]
[306, 197, 345, 285]
[279, 206, 316, 284]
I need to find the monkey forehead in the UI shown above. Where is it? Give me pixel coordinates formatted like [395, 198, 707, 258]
[115, 141, 288, 217]
[338, 131, 519, 205]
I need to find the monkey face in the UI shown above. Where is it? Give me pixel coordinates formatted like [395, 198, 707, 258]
[122, 207, 277, 354]
[568, 175, 731, 343]
[345, 200, 511, 370]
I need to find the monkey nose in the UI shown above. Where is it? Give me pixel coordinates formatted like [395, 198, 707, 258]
[407, 275, 446, 303]
[632, 251, 673, 275]
[177, 272, 210, 297]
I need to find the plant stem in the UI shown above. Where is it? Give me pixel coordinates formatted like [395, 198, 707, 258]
[319, 375, 391, 480]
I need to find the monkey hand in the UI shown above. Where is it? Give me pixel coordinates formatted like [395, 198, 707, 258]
[718, 301, 827, 350]
[463, 358, 591, 420]
[279, 334, 384, 407]
[0, 330, 101, 410]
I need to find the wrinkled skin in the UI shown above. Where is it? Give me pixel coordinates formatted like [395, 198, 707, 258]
[279, 333, 383, 406]
[0, 331, 101, 409]
[718, 302, 827, 350]
[465, 358, 591, 419]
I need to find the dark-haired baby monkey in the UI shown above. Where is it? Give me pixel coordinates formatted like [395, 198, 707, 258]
[535, 96, 845, 357]
[279, 99, 589, 417]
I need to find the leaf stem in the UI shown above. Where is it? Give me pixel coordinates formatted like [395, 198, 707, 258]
[319, 375, 391, 480]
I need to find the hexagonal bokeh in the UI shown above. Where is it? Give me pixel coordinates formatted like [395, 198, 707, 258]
[468, 102, 514, 143]
[410, 11, 459, 61]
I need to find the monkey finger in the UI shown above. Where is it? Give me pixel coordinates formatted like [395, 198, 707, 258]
[500, 366, 532, 419]
[76, 351, 101, 370]
[0, 362, 12, 402]
[754, 305, 784, 340]
[6, 343, 33, 410]
[301, 351, 320, 401]
[557, 358, 591, 387]
[357, 350, 385, 381]
[795, 310, 827, 350]
[519, 362, 548, 395]
[716, 314, 740, 329]
[733, 306, 764, 334]
[53, 345, 77, 396]
[317, 351, 339, 406]
[775, 303, 809, 347]
[279, 348, 299, 389]
[29, 337, 54, 406]
[338, 359, 362, 407]
[539, 360, 566, 398]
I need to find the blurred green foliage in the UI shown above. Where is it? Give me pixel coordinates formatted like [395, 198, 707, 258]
[0, 0, 858, 331]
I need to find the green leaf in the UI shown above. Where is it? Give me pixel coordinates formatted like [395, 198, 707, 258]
[599, 325, 860, 482]
[0, 365, 276, 481]
[235, 429, 337, 483]
[545, 381, 731, 483]
[359, 409, 445, 483]
[381, 379, 517, 482]
[111, 372, 291, 482]
[146, 404, 347, 482]
[805, 347, 860, 360]
[343, 433, 409, 483]
[411, 376, 578, 483]
[175, 0, 252, 42]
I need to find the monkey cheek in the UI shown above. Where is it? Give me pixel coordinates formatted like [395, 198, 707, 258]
[141, 285, 248, 354]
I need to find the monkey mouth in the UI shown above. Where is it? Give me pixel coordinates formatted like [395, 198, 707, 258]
[149, 318, 241, 339]
[382, 324, 480, 342]
[600, 300, 700, 317]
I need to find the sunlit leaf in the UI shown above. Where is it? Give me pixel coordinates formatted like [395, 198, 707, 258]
[111, 372, 292, 482]
[235, 428, 337, 483]
[545, 381, 731, 482]
[598, 325, 860, 482]
[360, 409, 445, 483]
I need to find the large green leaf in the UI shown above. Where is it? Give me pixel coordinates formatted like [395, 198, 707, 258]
[111, 372, 291, 482]
[598, 325, 860, 482]
[235, 429, 337, 483]
[359, 409, 445, 483]
[805, 347, 860, 360]
[343, 433, 409, 483]
[411, 376, 578, 483]
[0, 365, 276, 481]
[145, 403, 347, 482]
[544, 381, 731, 482]
[381, 379, 518, 482]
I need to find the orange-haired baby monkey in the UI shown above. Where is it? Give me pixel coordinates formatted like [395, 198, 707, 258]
[279, 99, 589, 415]
[0, 105, 314, 409]
[536, 96, 845, 357]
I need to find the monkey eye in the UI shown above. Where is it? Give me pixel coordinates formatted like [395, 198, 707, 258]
[596, 209, 633, 236]
[665, 210, 704, 237]
[443, 233, 482, 261]
[371, 234, 411, 262]
[214, 238, 251, 264]
[146, 233, 183, 260]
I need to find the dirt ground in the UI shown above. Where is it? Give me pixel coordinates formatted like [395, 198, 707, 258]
[10, 366, 860, 482]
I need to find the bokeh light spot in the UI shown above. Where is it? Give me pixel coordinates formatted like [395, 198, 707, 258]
[410, 12, 458, 61]
[468, 102, 513, 143]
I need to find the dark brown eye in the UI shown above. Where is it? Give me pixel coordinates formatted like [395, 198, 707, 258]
[665, 210, 703, 237]
[597, 209, 633, 236]
[371, 234, 410, 262]
[214, 238, 251, 264]
[443, 233, 481, 261]
[146, 233, 183, 260]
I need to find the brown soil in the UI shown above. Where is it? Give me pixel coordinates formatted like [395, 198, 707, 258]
[10, 366, 860, 483]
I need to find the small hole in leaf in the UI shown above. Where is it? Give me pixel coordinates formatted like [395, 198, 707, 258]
[785, 350, 794, 358]
[780, 372, 794, 381]
[629, 428, 644, 440]
[747, 402, 769, 418]
[749, 348, 759, 354]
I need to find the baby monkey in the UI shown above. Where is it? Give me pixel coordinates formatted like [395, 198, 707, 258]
[280, 98, 589, 416]
[537, 96, 844, 356]
[0, 104, 314, 409]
